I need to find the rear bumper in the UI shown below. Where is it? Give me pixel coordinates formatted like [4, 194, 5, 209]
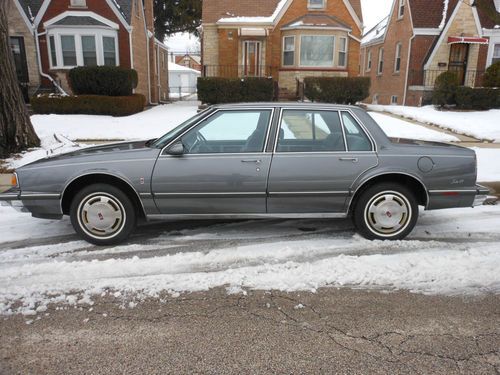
[473, 184, 491, 207]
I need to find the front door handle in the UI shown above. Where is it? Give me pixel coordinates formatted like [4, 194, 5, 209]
[241, 159, 261, 164]
[339, 157, 359, 163]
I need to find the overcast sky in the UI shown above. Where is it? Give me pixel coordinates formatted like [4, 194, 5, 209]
[165, 0, 394, 53]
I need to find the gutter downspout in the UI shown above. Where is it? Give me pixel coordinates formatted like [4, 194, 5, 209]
[157, 43, 161, 102]
[403, 34, 416, 106]
[34, 29, 68, 95]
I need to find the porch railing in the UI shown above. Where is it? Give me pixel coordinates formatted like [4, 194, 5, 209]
[202, 65, 278, 78]
[408, 69, 485, 88]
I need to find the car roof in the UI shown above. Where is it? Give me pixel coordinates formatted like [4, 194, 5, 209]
[213, 102, 361, 110]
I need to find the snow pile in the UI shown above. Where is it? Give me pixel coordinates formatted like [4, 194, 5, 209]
[366, 104, 500, 143]
[473, 148, 500, 182]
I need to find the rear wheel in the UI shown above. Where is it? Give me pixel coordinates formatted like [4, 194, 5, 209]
[70, 183, 136, 245]
[353, 183, 418, 240]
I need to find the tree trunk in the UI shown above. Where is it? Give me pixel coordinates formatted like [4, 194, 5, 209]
[0, 1, 40, 159]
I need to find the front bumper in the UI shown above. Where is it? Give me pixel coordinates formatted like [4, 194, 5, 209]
[0, 189, 27, 212]
[473, 184, 492, 207]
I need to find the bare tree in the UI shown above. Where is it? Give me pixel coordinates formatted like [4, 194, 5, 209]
[0, 1, 39, 159]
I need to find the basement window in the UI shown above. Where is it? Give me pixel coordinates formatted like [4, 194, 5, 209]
[391, 95, 398, 105]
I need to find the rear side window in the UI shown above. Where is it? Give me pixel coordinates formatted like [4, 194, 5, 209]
[276, 110, 346, 152]
[341, 112, 372, 151]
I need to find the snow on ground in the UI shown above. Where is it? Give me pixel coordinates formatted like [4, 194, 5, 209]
[369, 112, 460, 142]
[31, 101, 198, 141]
[0, 204, 499, 315]
[473, 147, 500, 182]
[366, 104, 500, 143]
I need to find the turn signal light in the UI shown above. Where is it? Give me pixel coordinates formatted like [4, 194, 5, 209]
[11, 173, 18, 187]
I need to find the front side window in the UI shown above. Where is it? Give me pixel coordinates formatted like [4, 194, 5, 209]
[283, 36, 295, 66]
[377, 47, 384, 75]
[61, 35, 76, 66]
[394, 42, 402, 72]
[308, 0, 325, 9]
[277, 110, 345, 153]
[81, 36, 97, 66]
[181, 110, 272, 154]
[338, 37, 347, 67]
[341, 112, 372, 151]
[300, 35, 334, 67]
[103, 36, 116, 66]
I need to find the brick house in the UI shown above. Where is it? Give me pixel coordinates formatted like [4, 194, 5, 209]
[201, 0, 363, 96]
[175, 53, 202, 71]
[8, 0, 169, 104]
[360, 0, 500, 106]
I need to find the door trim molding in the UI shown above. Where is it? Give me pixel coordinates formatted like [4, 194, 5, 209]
[146, 212, 348, 220]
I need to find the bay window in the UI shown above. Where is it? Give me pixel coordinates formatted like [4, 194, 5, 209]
[300, 35, 334, 67]
[103, 36, 116, 66]
[283, 36, 295, 66]
[61, 35, 77, 66]
[81, 36, 97, 66]
[493, 44, 500, 64]
[338, 37, 347, 67]
[49, 35, 58, 67]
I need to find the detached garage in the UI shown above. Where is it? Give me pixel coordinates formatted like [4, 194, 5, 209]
[168, 62, 201, 99]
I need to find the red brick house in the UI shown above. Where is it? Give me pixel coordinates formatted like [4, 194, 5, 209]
[360, 0, 500, 106]
[175, 54, 202, 71]
[201, 0, 363, 97]
[8, 0, 169, 104]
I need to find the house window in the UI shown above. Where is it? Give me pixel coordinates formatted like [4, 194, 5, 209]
[103, 36, 116, 66]
[70, 0, 86, 7]
[283, 36, 295, 66]
[398, 0, 404, 18]
[338, 37, 347, 67]
[81, 36, 97, 66]
[367, 50, 372, 71]
[49, 35, 58, 67]
[308, 0, 326, 9]
[377, 47, 384, 75]
[394, 42, 402, 72]
[493, 44, 500, 64]
[61, 35, 77, 66]
[391, 95, 398, 104]
[300, 35, 334, 67]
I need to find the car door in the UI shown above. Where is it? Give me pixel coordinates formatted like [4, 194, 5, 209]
[267, 108, 378, 213]
[151, 108, 274, 215]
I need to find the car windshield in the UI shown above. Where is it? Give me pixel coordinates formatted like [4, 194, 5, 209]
[151, 107, 213, 148]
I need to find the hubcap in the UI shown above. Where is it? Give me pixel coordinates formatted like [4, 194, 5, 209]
[364, 191, 411, 237]
[77, 193, 125, 239]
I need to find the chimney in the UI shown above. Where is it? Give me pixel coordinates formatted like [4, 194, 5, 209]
[143, 0, 154, 33]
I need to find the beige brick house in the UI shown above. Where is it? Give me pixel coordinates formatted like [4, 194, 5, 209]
[360, 0, 500, 106]
[8, 0, 169, 104]
[201, 0, 363, 97]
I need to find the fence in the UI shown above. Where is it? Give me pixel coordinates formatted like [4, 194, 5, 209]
[408, 69, 485, 88]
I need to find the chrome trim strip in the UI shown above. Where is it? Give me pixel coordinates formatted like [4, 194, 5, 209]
[269, 191, 349, 196]
[428, 189, 477, 194]
[338, 110, 349, 151]
[21, 158, 158, 170]
[153, 192, 266, 197]
[147, 212, 348, 220]
[20, 193, 61, 200]
[0, 193, 21, 201]
[139, 192, 153, 197]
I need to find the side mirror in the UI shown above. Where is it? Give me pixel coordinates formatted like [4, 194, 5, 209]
[166, 141, 185, 156]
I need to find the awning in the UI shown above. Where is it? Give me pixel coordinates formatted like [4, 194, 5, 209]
[239, 28, 268, 36]
[447, 36, 489, 45]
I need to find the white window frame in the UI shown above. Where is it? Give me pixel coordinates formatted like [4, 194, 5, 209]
[367, 50, 372, 71]
[46, 28, 119, 69]
[493, 43, 500, 65]
[308, 0, 326, 10]
[338, 37, 348, 67]
[282, 35, 295, 66]
[394, 42, 402, 73]
[398, 0, 405, 19]
[299, 35, 335, 68]
[377, 47, 384, 75]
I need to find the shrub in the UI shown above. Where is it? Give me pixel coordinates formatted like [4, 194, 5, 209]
[68, 66, 139, 96]
[31, 94, 146, 116]
[432, 71, 460, 107]
[303, 77, 370, 104]
[197, 77, 275, 104]
[483, 61, 500, 88]
[455, 87, 500, 110]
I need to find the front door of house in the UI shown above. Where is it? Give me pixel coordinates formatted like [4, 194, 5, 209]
[448, 43, 469, 85]
[243, 41, 261, 77]
[9, 37, 29, 102]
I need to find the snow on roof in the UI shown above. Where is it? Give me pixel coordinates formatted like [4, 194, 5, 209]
[217, 0, 288, 24]
[361, 16, 389, 45]
[438, 0, 450, 29]
[168, 62, 201, 74]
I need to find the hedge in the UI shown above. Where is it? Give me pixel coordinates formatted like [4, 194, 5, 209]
[68, 66, 138, 96]
[483, 61, 500, 88]
[303, 77, 370, 104]
[455, 87, 500, 110]
[197, 77, 275, 104]
[31, 94, 146, 116]
[432, 71, 460, 107]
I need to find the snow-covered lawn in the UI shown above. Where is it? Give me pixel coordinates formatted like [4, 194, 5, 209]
[367, 104, 500, 143]
[0, 204, 499, 316]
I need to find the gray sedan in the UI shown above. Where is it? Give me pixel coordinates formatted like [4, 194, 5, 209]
[0, 103, 489, 245]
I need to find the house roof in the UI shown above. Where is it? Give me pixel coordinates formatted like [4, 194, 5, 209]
[475, 0, 500, 29]
[16, 0, 133, 25]
[282, 14, 352, 30]
[408, 0, 460, 28]
[168, 62, 201, 74]
[361, 16, 388, 46]
[52, 16, 109, 27]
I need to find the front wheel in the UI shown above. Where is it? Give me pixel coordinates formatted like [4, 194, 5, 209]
[353, 183, 418, 240]
[70, 184, 136, 245]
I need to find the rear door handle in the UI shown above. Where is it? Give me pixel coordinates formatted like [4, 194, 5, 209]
[339, 157, 359, 163]
[241, 159, 261, 164]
